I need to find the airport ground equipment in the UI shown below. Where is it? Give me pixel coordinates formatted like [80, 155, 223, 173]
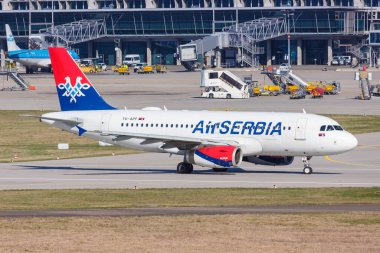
[355, 69, 372, 100]
[311, 87, 324, 99]
[0, 71, 31, 91]
[79, 65, 96, 73]
[371, 85, 380, 96]
[200, 69, 249, 99]
[137, 65, 155, 74]
[117, 65, 130, 75]
[321, 81, 340, 95]
[155, 64, 167, 73]
[290, 90, 306, 99]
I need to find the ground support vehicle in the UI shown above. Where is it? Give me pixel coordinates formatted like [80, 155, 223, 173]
[371, 85, 380, 96]
[285, 83, 299, 94]
[155, 64, 167, 73]
[79, 65, 96, 73]
[201, 70, 249, 99]
[290, 90, 306, 99]
[117, 65, 130, 75]
[321, 82, 339, 95]
[137, 65, 154, 74]
[311, 87, 324, 98]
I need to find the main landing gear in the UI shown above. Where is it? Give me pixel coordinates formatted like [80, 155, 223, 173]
[302, 156, 313, 174]
[177, 162, 193, 174]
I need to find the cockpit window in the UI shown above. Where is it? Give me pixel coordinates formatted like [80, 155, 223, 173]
[334, 125, 343, 131]
[320, 125, 343, 132]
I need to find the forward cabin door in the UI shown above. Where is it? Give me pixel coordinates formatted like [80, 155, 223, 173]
[295, 118, 308, 140]
[100, 114, 112, 133]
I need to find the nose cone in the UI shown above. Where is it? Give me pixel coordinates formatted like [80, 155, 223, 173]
[344, 132, 358, 152]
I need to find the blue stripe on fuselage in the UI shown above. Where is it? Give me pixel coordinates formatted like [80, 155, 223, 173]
[8, 49, 79, 60]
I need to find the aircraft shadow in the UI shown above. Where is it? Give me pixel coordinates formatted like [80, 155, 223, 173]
[19, 165, 341, 175]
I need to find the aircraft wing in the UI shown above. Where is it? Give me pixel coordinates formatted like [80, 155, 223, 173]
[103, 130, 240, 149]
[20, 114, 82, 126]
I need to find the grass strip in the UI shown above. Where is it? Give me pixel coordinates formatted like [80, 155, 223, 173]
[0, 187, 379, 210]
[0, 110, 138, 162]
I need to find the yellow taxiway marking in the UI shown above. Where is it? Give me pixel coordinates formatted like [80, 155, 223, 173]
[324, 156, 378, 168]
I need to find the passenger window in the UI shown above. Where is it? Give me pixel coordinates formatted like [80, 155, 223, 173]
[171, 124, 173, 128]
[166, 124, 168, 127]
[327, 125, 334, 131]
[320, 125, 326, 131]
[131, 123, 134, 127]
[126, 123, 129, 127]
[334, 125, 343, 131]
[186, 124, 188, 128]
[121, 123, 124, 127]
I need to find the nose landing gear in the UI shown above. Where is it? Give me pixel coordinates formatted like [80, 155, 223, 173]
[302, 156, 313, 174]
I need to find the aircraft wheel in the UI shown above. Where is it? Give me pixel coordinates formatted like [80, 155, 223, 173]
[213, 168, 228, 172]
[303, 166, 313, 174]
[226, 94, 231, 99]
[209, 93, 214, 99]
[177, 162, 193, 174]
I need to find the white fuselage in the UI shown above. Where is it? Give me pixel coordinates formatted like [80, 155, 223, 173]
[42, 110, 358, 157]
[17, 57, 51, 68]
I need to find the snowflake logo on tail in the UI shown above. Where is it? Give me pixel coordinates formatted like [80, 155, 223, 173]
[57, 77, 91, 103]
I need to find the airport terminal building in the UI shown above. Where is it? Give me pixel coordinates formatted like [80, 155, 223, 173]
[1, 0, 380, 66]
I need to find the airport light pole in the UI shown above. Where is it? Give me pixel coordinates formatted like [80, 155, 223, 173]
[283, 8, 294, 68]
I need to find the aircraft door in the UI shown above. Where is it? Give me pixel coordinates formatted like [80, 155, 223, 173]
[295, 118, 308, 140]
[100, 114, 112, 132]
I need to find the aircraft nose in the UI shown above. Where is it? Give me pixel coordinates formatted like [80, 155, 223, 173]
[344, 133, 358, 151]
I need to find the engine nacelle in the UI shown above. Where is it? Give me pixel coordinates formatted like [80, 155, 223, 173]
[185, 146, 243, 168]
[243, 156, 294, 166]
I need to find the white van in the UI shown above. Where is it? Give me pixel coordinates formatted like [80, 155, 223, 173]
[123, 54, 141, 66]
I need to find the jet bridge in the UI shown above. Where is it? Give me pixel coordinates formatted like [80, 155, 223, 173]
[178, 18, 287, 70]
[39, 19, 107, 47]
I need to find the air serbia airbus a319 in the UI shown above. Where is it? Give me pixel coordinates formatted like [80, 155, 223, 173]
[39, 47, 358, 174]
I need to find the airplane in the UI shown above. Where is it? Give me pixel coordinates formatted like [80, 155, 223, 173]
[5, 24, 80, 74]
[37, 47, 358, 175]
